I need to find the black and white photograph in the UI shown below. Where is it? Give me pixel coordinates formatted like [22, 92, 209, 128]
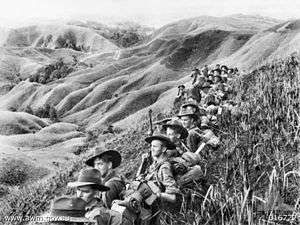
[0, 0, 299, 224]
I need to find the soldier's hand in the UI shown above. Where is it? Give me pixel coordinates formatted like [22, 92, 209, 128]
[141, 153, 148, 160]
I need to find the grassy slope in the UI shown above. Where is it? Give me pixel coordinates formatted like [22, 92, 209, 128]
[0, 56, 299, 224]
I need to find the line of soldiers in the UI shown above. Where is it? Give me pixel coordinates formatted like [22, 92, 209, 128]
[36, 64, 239, 225]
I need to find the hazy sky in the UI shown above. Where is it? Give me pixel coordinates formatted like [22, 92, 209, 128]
[0, 0, 299, 28]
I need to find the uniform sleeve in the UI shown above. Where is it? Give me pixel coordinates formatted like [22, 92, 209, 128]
[103, 180, 124, 209]
[86, 207, 110, 225]
[187, 130, 202, 153]
[89, 207, 123, 225]
[159, 162, 180, 194]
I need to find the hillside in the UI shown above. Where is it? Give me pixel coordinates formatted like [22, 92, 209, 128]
[0, 14, 299, 175]
[0, 55, 298, 225]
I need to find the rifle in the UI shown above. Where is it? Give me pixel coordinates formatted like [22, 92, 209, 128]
[135, 109, 153, 178]
[148, 109, 153, 136]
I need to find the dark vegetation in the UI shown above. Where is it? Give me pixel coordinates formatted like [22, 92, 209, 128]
[29, 58, 75, 84]
[103, 22, 152, 48]
[24, 104, 59, 122]
[35, 31, 91, 52]
[0, 56, 299, 224]
[0, 159, 49, 186]
[106, 28, 144, 48]
[163, 30, 252, 70]
[74, 21, 151, 48]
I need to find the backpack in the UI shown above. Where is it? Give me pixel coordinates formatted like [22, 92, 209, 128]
[103, 175, 127, 207]
[153, 156, 204, 191]
[169, 157, 204, 189]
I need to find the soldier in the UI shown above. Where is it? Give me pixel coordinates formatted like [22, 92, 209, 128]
[37, 196, 93, 225]
[221, 69, 228, 83]
[174, 85, 188, 110]
[213, 70, 222, 83]
[201, 65, 209, 77]
[181, 101, 200, 117]
[142, 133, 180, 224]
[195, 117, 220, 159]
[207, 73, 214, 84]
[177, 108, 202, 153]
[68, 168, 128, 225]
[85, 148, 125, 209]
[190, 67, 201, 85]
[162, 119, 189, 156]
[178, 108, 219, 158]
[152, 118, 172, 134]
[177, 84, 187, 99]
[220, 65, 228, 72]
[180, 101, 202, 127]
[199, 82, 212, 106]
[215, 64, 221, 70]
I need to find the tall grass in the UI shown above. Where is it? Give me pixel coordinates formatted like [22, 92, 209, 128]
[160, 56, 299, 224]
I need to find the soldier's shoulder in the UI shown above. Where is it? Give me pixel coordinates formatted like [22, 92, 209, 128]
[159, 160, 172, 171]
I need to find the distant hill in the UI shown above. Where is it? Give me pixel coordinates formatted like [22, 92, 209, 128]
[2, 24, 119, 52]
[151, 14, 281, 39]
[220, 19, 300, 68]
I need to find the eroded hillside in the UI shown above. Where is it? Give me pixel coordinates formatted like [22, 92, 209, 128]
[1, 15, 300, 173]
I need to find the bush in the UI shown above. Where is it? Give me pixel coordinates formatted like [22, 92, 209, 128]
[0, 157, 85, 225]
[0, 159, 49, 187]
[0, 159, 31, 186]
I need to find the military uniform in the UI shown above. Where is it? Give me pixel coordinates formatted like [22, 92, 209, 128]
[102, 170, 126, 209]
[186, 125, 219, 155]
[144, 158, 180, 225]
[186, 126, 204, 153]
[145, 159, 179, 195]
[190, 69, 201, 85]
[85, 148, 123, 209]
[86, 198, 132, 225]
[166, 140, 189, 157]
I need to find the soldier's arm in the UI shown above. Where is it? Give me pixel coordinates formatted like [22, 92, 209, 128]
[159, 163, 179, 203]
[102, 180, 123, 209]
[187, 131, 202, 153]
[86, 207, 111, 225]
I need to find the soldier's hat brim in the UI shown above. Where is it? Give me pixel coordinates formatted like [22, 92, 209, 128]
[177, 112, 198, 120]
[85, 150, 121, 169]
[162, 124, 189, 139]
[214, 75, 222, 79]
[201, 83, 212, 88]
[145, 135, 176, 149]
[68, 181, 110, 192]
[181, 102, 199, 111]
[200, 123, 210, 129]
[153, 118, 172, 125]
